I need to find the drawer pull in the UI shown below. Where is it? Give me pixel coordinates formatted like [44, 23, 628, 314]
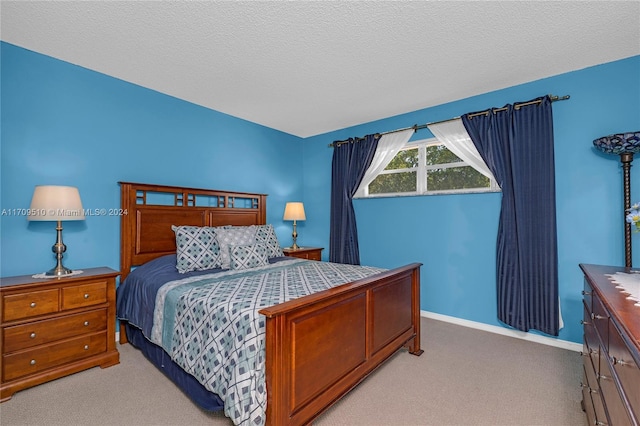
[614, 357, 630, 367]
[589, 387, 598, 395]
[582, 290, 592, 296]
[30, 332, 36, 339]
[30, 359, 36, 365]
[590, 313, 606, 320]
[580, 382, 588, 389]
[595, 421, 607, 426]
[580, 320, 591, 326]
[84, 293, 90, 299]
[84, 345, 89, 350]
[597, 373, 610, 381]
[83, 321, 90, 326]
[30, 302, 36, 308]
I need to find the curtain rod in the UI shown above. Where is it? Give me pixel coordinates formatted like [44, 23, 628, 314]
[328, 94, 570, 148]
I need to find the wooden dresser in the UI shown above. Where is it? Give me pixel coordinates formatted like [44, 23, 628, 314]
[282, 247, 324, 261]
[579, 264, 639, 425]
[0, 267, 120, 401]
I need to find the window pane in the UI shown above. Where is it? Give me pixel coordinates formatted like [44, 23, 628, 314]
[385, 148, 418, 170]
[426, 144, 462, 165]
[369, 171, 417, 194]
[427, 166, 490, 191]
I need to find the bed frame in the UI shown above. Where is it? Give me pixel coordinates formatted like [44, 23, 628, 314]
[118, 181, 423, 425]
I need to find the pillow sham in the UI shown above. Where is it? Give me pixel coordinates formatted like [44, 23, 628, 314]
[255, 224, 284, 258]
[214, 225, 257, 269]
[172, 225, 221, 273]
[229, 243, 269, 270]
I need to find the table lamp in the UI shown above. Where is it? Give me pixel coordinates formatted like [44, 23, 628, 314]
[593, 131, 640, 267]
[28, 185, 85, 276]
[283, 202, 306, 250]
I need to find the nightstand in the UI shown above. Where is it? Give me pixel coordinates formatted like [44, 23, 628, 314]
[0, 267, 120, 401]
[282, 247, 324, 261]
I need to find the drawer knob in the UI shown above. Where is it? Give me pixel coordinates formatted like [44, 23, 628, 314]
[84, 345, 89, 350]
[83, 321, 90, 326]
[30, 302, 36, 308]
[30, 332, 36, 339]
[30, 359, 36, 365]
[581, 290, 592, 296]
[614, 357, 630, 367]
[84, 293, 90, 299]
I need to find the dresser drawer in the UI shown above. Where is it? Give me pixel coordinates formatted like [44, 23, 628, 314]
[299, 252, 321, 260]
[609, 320, 640, 415]
[586, 354, 609, 425]
[2, 309, 107, 353]
[2, 332, 107, 381]
[2, 289, 59, 322]
[283, 248, 323, 261]
[584, 303, 601, 371]
[599, 355, 636, 425]
[591, 294, 609, 347]
[61, 281, 107, 310]
[583, 363, 608, 426]
[582, 280, 594, 314]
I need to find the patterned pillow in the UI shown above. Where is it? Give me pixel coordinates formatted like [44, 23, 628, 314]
[172, 225, 221, 273]
[229, 243, 269, 270]
[255, 224, 284, 258]
[214, 225, 257, 269]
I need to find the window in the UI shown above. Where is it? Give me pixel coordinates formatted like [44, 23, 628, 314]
[363, 138, 499, 197]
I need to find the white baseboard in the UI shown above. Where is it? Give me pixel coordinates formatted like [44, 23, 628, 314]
[421, 310, 582, 352]
[116, 314, 582, 352]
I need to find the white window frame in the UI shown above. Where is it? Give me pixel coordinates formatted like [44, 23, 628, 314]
[359, 138, 500, 198]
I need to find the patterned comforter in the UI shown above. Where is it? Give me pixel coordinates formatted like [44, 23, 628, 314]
[135, 258, 385, 425]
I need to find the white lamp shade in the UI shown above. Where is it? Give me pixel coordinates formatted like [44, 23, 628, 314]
[29, 185, 85, 221]
[283, 202, 306, 221]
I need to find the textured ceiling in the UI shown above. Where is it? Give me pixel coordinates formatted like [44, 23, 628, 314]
[1, 1, 639, 137]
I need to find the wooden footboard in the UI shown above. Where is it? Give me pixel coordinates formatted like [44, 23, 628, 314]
[260, 262, 423, 425]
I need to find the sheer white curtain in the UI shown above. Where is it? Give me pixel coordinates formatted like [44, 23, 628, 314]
[427, 118, 496, 181]
[354, 129, 414, 198]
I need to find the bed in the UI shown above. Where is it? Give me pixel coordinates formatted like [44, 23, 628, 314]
[116, 181, 423, 425]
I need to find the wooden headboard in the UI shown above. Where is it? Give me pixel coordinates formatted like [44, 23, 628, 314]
[119, 182, 267, 281]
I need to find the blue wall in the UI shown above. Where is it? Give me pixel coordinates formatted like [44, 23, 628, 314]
[1, 42, 304, 277]
[2, 41, 639, 345]
[302, 55, 640, 344]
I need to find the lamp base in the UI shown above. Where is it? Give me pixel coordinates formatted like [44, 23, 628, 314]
[291, 221, 300, 251]
[45, 264, 74, 276]
[45, 220, 75, 276]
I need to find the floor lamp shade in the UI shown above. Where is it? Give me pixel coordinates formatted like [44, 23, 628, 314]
[283, 202, 306, 250]
[593, 131, 640, 268]
[28, 185, 85, 276]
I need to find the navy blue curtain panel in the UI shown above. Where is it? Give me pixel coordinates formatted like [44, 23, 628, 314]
[329, 134, 379, 265]
[462, 96, 559, 336]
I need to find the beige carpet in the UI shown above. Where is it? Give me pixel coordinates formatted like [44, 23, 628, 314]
[0, 318, 585, 426]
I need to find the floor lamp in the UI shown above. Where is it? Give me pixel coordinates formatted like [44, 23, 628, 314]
[593, 131, 640, 268]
